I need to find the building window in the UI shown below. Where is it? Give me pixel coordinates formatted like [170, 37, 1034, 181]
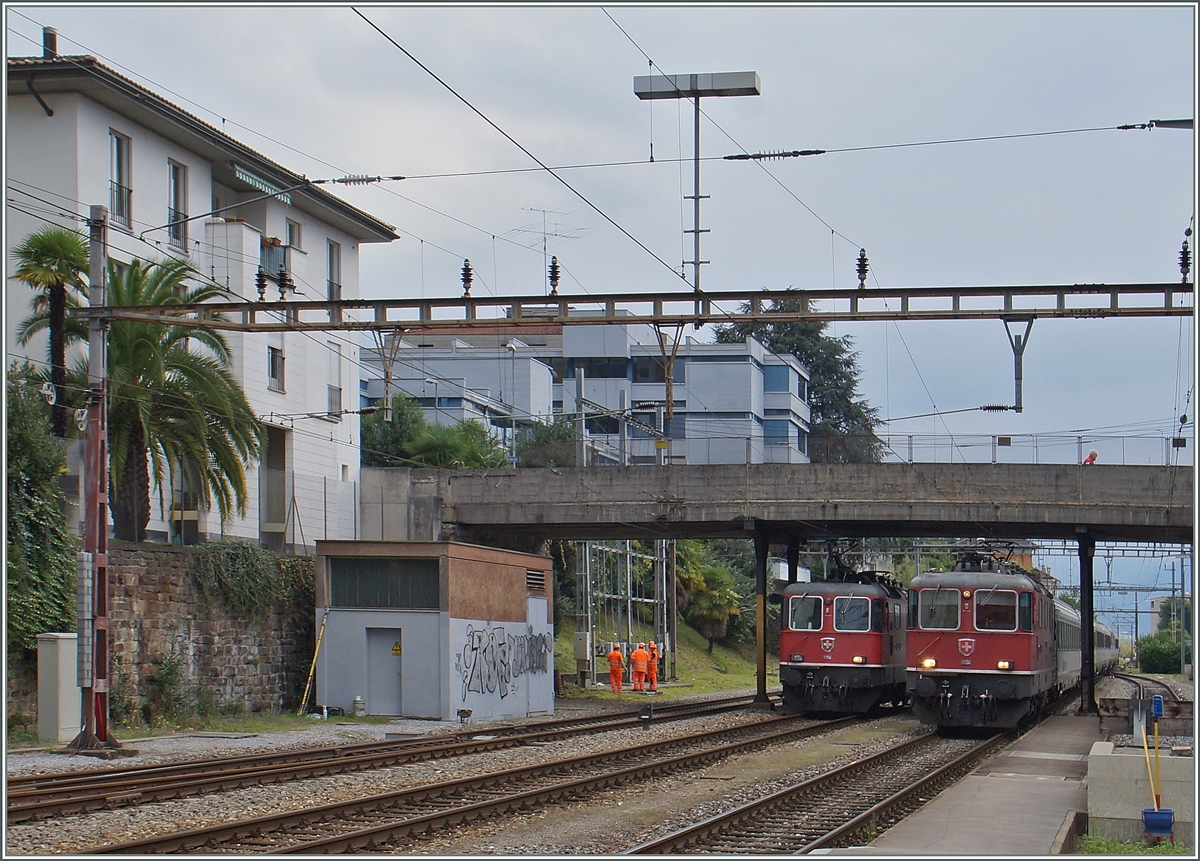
[573, 357, 628, 379]
[286, 218, 302, 250]
[327, 240, 342, 301]
[167, 160, 187, 249]
[763, 364, 791, 392]
[267, 345, 285, 392]
[109, 130, 132, 228]
[764, 419, 792, 446]
[327, 341, 342, 418]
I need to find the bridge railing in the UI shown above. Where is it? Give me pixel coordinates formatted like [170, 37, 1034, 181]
[579, 432, 1192, 467]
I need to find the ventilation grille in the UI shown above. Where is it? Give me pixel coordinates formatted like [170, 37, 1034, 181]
[526, 569, 547, 594]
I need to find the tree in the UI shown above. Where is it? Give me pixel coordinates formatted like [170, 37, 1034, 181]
[405, 420, 510, 469]
[6, 365, 77, 660]
[516, 419, 577, 467]
[1137, 630, 1190, 674]
[96, 258, 263, 541]
[685, 565, 743, 652]
[1157, 597, 1192, 634]
[360, 392, 427, 466]
[714, 293, 882, 462]
[11, 226, 89, 438]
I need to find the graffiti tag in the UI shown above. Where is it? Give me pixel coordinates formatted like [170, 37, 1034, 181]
[459, 625, 552, 700]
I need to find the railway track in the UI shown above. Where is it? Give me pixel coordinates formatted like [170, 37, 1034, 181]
[6, 692, 773, 823]
[85, 713, 852, 854]
[625, 730, 1007, 854]
[1111, 672, 1183, 702]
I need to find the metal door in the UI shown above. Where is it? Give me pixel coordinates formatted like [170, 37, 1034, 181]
[366, 627, 403, 716]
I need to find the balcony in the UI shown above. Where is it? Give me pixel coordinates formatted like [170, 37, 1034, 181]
[260, 240, 287, 277]
[110, 181, 132, 228]
[167, 207, 187, 250]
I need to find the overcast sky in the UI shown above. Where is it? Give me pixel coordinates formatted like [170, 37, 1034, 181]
[6, 4, 1196, 619]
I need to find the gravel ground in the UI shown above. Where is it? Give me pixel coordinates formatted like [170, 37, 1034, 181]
[5, 695, 799, 855]
[1102, 672, 1194, 750]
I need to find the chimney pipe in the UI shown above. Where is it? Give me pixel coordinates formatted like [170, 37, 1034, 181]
[43, 27, 58, 59]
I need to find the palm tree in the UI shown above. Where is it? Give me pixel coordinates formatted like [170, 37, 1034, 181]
[406, 421, 509, 469]
[12, 226, 89, 438]
[65, 257, 264, 541]
[685, 565, 743, 653]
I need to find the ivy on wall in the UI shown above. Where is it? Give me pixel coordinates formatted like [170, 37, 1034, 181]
[195, 540, 287, 618]
[5, 366, 77, 661]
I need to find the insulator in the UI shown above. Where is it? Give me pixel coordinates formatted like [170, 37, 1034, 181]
[255, 267, 268, 302]
[335, 174, 379, 185]
[980, 404, 1011, 412]
[461, 259, 473, 296]
[1180, 240, 1191, 283]
[548, 255, 561, 295]
[856, 249, 869, 288]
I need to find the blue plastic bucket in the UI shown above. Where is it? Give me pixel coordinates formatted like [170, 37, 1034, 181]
[1143, 808, 1174, 836]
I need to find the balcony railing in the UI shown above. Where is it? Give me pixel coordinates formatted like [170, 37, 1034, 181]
[167, 207, 187, 249]
[260, 241, 286, 277]
[327, 384, 343, 418]
[110, 181, 132, 228]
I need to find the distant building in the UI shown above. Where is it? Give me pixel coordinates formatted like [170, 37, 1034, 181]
[7, 32, 398, 549]
[361, 313, 812, 466]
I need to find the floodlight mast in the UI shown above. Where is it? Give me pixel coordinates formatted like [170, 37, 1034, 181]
[634, 72, 761, 295]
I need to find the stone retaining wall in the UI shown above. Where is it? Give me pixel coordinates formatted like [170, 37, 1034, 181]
[6, 545, 314, 728]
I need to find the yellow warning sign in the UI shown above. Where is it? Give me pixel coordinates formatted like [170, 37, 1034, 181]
[392, 642, 402, 655]
[654, 439, 668, 450]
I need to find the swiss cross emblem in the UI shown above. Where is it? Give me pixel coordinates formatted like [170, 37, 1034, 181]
[958, 638, 976, 657]
[821, 637, 835, 653]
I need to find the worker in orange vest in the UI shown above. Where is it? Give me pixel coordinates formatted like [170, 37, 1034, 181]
[630, 642, 651, 692]
[647, 641, 660, 693]
[607, 643, 625, 694]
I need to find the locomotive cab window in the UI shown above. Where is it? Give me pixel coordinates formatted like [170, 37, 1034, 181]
[1018, 592, 1034, 632]
[790, 595, 822, 630]
[974, 589, 1018, 631]
[871, 598, 885, 632]
[834, 596, 870, 632]
[918, 588, 960, 630]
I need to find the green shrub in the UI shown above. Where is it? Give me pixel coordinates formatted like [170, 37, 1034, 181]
[196, 540, 285, 618]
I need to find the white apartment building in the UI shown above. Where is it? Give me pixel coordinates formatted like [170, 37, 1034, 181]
[7, 34, 398, 550]
[361, 314, 812, 466]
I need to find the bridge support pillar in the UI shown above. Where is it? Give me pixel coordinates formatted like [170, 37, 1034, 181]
[1078, 530, 1098, 715]
[754, 526, 770, 704]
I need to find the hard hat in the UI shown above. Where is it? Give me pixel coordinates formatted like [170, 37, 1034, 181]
[638, 643, 646, 649]
[649, 641, 657, 649]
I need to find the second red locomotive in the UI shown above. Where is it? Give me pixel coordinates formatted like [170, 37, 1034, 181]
[775, 569, 907, 715]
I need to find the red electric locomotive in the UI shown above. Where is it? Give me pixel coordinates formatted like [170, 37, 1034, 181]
[774, 569, 907, 715]
[906, 551, 1059, 729]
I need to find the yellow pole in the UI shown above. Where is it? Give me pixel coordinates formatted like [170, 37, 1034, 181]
[1141, 723, 1158, 809]
[297, 609, 329, 717]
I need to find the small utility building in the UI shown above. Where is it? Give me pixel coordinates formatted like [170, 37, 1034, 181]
[314, 541, 554, 722]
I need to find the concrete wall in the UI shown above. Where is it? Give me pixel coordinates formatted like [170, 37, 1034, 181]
[1088, 741, 1194, 844]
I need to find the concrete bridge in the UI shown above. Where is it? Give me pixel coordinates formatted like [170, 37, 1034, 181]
[361, 463, 1192, 549]
[359, 461, 1191, 711]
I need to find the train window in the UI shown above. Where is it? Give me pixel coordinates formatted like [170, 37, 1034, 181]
[893, 604, 903, 631]
[918, 588, 960, 630]
[834, 597, 871, 631]
[1018, 593, 1033, 631]
[789, 596, 823, 631]
[907, 591, 918, 629]
[975, 589, 1018, 631]
[871, 598, 885, 632]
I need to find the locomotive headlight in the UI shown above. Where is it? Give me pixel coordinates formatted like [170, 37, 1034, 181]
[997, 660, 1013, 671]
[790, 654, 805, 663]
[852, 655, 866, 664]
[921, 657, 937, 669]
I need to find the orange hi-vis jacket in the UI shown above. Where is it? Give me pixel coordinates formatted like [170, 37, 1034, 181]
[630, 646, 650, 674]
[647, 646, 659, 669]
[607, 648, 624, 670]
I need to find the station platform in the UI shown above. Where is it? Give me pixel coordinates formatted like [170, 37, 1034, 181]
[821, 713, 1102, 855]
